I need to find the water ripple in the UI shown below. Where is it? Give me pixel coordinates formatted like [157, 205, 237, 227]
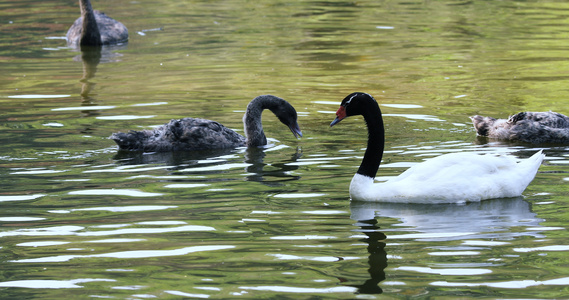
[428, 251, 481, 256]
[17, 241, 70, 247]
[10, 169, 67, 175]
[68, 189, 163, 197]
[0, 194, 46, 202]
[0, 223, 213, 238]
[79, 225, 215, 237]
[163, 183, 210, 188]
[178, 163, 251, 172]
[96, 115, 156, 120]
[513, 245, 569, 253]
[0, 278, 115, 289]
[431, 277, 569, 289]
[268, 254, 358, 262]
[11, 245, 234, 263]
[8, 94, 70, 99]
[238, 285, 357, 293]
[383, 113, 445, 122]
[51, 106, 116, 111]
[394, 266, 492, 276]
[0, 217, 45, 222]
[271, 235, 337, 240]
[273, 193, 326, 198]
[165, 290, 211, 298]
[84, 165, 172, 173]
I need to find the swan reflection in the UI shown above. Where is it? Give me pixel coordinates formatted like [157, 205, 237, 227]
[113, 148, 240, 167]
[348, 197, 545, 294]
[244, 146, 302, 185]
[347, 218, 386, 294]
[351, 197, 544, 241]
[71, 44, 126, 119]
[111, 145, 303, 185]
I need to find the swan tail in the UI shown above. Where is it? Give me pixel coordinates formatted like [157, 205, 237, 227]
[524, 150, 545, 170]
[517, 150, 545, 190]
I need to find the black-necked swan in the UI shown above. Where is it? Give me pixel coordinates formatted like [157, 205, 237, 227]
[329, 92, 544, 203]
[110, 95, 302, 152]
[471, 111, 569, 144]
[67, 0, 128, 47]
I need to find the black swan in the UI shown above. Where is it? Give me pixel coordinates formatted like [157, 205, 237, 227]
[67, 0, 128, 47]
[330, 92, 544, 203]
[110, 95, 302, 152]
[471, 111, 569, 144]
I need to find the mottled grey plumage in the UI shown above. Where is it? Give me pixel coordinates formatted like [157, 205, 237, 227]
[111, 118, 246, 152]
[110, 95, 302, 152]
[471, 111, 569, 144]
[67, 0, 128, 47]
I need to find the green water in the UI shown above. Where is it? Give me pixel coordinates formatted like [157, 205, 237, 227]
[2, 0, 569, 298]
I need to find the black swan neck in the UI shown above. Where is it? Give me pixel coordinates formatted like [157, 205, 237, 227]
[79, 0, 102, 47]
[358, 102, 385, 179]
[244, 96, 275, 147]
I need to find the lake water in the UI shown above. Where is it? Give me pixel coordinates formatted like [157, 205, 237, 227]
[2, 0, 569, 298]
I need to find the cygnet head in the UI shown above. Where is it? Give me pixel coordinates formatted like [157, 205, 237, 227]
[330, 92, 376, 127]
[271, 99, 303, 139]
[243, 95, 302, 147]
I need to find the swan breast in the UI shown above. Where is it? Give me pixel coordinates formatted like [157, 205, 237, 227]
[67, 11, 128, 46]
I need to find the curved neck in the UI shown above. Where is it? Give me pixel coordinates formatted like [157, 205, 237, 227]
[358, 102, 385, 179]
[79, 0, 102, 47]
[243, 96, 272, 147]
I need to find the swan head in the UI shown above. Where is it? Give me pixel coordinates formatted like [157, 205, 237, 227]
[269, 97, 303, 139]
[280, 111, 303, 139]
[330, 92, 376, 127]
[470, 115, 498, 137]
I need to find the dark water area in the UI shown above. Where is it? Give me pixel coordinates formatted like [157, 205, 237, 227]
[1, 0, 569, 298]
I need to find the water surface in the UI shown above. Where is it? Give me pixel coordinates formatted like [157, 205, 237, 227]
[2, 0, 569, 298]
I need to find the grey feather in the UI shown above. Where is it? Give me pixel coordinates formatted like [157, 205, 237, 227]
[471, 111, 569, 144]
[67, 0, 128, 47]
[110, 95, 301, 152]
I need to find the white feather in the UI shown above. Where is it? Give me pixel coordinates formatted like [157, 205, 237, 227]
[349, 150, 544, 203]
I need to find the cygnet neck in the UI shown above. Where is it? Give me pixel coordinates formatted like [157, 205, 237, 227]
[358, 99, 385, 179]
[79, 0, 102, 47]
[243, 95, 283, 147]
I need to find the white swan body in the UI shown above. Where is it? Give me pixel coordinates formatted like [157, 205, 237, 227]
[349, 151, 544, 203]
[330, 92, 544, 204]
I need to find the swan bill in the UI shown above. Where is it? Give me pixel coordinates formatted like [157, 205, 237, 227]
[289, 123, 303, 138]
[330, 117, 342, 127]
[330, 106, 347, 127]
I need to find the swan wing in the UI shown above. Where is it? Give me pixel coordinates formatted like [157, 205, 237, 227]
[165, 118, 246, 150]
[389, 152, 513, 183]
[507, 112, 569, 143]
[94, 12, 128, 44]
[110, 118, 246, 152]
